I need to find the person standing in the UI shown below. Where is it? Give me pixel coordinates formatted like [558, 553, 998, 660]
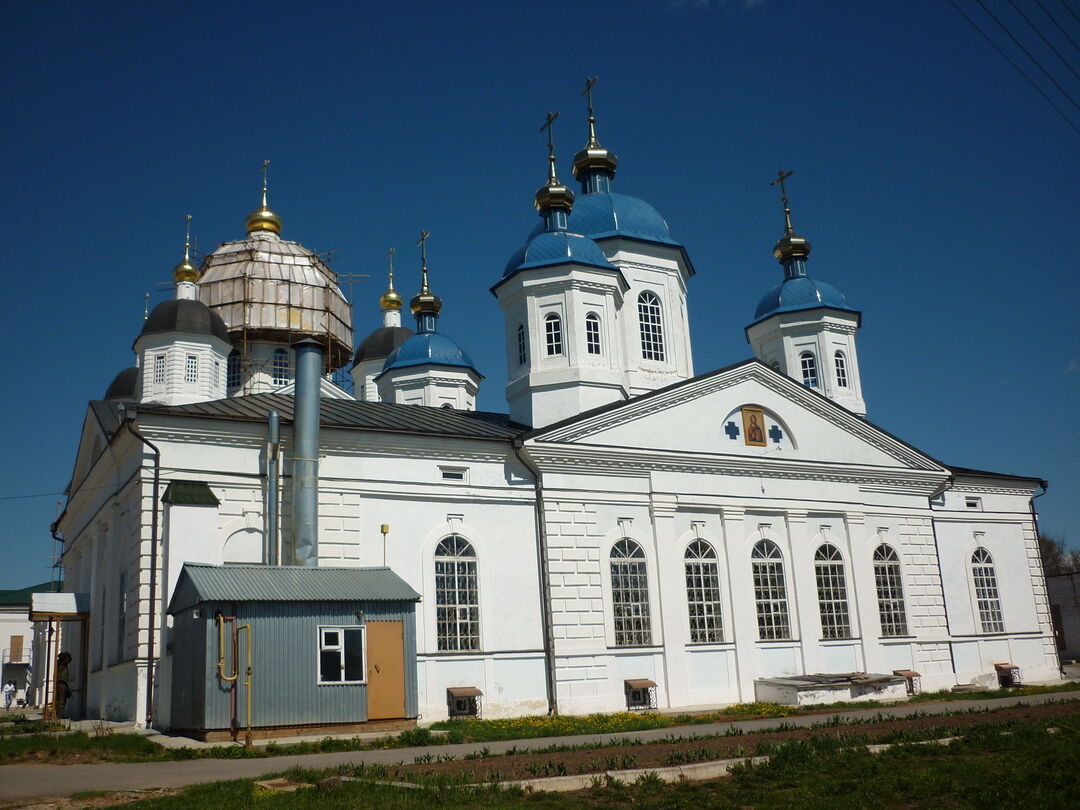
[2, 680, 15, 710]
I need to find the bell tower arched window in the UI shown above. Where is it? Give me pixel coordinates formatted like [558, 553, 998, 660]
[800, 352, 818, 388]
[834, 351, 848, 388]
[544, 313, 563, 356]
[516, 323, 528, 366]
[585, 312, 602, 355]
[638, 291, 665, 361]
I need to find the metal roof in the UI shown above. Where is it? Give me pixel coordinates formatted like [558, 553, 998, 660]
[0, 580, 61, 607]
[30, 591, 90, 618]
[168, 563, 421, 614]
[136, 393, 526, 441]
[162, 480, 220, 506]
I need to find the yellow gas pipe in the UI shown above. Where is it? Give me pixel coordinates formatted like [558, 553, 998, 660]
[216, 614, 238, 682]
[217, 615, 254, 746]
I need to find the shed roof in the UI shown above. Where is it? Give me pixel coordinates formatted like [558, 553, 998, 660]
[0, 580, 62, 607]
[162, 480, 220, 506]
[168, 564, 421, 614]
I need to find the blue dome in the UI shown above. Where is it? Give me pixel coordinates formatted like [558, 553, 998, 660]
[751, 276, 861, 324]
[379, 332, 478, 375]
[530, 192, 681, 247]
[503, 230, 617, 278]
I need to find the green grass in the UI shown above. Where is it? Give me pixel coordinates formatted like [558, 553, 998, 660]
[0, 731, 162, 762]
[116, 713, 1080, 809]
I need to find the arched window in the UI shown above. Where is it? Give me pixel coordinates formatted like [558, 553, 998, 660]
[971, 548, 1005, 633]
[585, 312, 602, 355]
[814, 544, 852, 639]
[834, 351, 849, 388]
[610, 539, 651, 646]
[751, 540, 791, 640]
[637, 291, 666, 361]
[800, 351, 818, 388]
[516, 323, 528, 366]
[434, 535, 480, 651]
[873, 545, 908, 636]
[227, 350, 241, 390]
[685, 540, 723, 643]
[544, 313, 563, 356]
[271, 348, 290, 386]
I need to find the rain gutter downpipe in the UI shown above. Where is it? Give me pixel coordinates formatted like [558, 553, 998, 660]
[513, 439, 558, 715]
[292, 339, 322, 567]
[265, 411, 280, 566]
[122, 408, 161, 728]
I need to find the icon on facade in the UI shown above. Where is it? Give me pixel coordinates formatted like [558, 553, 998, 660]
[741, 406, 767, 447]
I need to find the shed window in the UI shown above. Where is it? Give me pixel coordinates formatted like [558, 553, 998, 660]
[317, 626, 366, 684]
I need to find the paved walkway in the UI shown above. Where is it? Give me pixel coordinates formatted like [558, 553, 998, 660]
[1, 690, 1078, 803]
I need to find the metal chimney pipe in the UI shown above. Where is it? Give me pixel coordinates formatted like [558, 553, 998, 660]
[265, 410, 280, 566]
[292, 340, 322, 567]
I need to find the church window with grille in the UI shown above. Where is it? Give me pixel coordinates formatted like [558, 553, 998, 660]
[271, 348, 290, 386]
[185, 354, 198, 383]
[585, 312, 602, 355]
[610, 539, 652, 646]
[834, 351, 849, 388]
[751, 540, 791, 640]
[800, 351, 818, 388]
[153, 354, 166, 384]
[227, 350, 241, 389]
[873, 544, 908, 636]
[685, 540, 723, 643]
[972, 547, 1005, 633]
[516, 323, 528, 366]
[814, 544, 852, 639]
[544, 313, 563, 356]
[435, 535, 480, 651]
[637, 291, 665, 361]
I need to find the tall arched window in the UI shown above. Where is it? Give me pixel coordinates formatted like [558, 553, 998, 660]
[751, 540, 791, 640]
[585, 312, 602, 355]
[873, 545, 908, 636]
[544, 313, 563, 356]
[814, 544, 852, 639]
[610, 538, 651, 646]
[516, 323, 528, 366]
[800, 351, 818, 388]
[271, 348, 290, 386]
[637, 291, 666, 361]
[834, 351, 849, 388]
[685, 540, 723, 643]
[434, 535, 480, 651]
[227, 350, 242, 390]
[971, 548, 1005, 633]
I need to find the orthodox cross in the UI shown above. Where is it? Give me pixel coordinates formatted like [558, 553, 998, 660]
[540, 111, 560, 180]
[260, 159, 270, 206]
[416, 230, 430, 290]
[770, 169, 795, 233]
[581, 76, 597, 114]
[183, 214, 192, 261]
[386, 246, 396, 280]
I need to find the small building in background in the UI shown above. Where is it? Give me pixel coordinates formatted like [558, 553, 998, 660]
[1048, 571, 1080, 667]
[0, 581, 61, 707]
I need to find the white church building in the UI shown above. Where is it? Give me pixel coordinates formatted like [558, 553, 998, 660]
[53, 101, 1057, 731]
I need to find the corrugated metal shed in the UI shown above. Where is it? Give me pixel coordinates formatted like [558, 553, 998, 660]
[167, 564, 421, 614]
[135, 393, 527, 441]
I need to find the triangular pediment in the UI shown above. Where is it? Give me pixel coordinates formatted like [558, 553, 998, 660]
[528, 360, 944, 472]
[68, 402, 122, 495]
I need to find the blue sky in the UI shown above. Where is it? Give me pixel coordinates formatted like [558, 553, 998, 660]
[1, 0, 1077, 589]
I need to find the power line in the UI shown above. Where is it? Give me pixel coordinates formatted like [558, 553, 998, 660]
[973, 0, 1080, 113]
[0, 490, 65, 502]
[1008, 0, 1080, 81]
[949, 1, 1080, 136]
[1035, 0, 1080, 54]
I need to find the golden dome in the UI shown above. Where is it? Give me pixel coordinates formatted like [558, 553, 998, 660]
[381, 287, 404, 310]
[572, 117, 618, 180]
[410, 287, 442, 316]
[773, 231, 812, 262]
[534, 176, 575, 213]
[245, 204, 282, 235]
[172, 259, 200, 283]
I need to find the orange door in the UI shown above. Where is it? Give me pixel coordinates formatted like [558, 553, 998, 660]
[9, 636, 23, 663]
[366, 621, 406, 720]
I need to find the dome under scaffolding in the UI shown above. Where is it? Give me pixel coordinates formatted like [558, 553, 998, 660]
[197, 231, 354, 371]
